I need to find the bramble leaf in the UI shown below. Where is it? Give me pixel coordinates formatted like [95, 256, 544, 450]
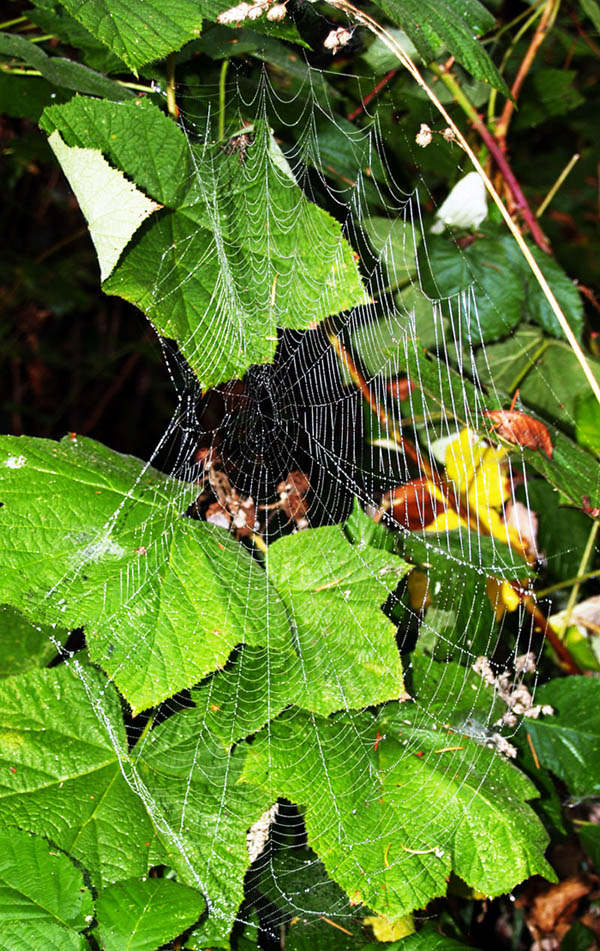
[0, 827, 93, 951]
[0, 434, 289, 712]
[96, 878, 204, 951]
[0, 666, 156, 887]
[40, 97, 366, 389]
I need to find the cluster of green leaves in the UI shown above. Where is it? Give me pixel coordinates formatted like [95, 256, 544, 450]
[2, 0, 600, 949]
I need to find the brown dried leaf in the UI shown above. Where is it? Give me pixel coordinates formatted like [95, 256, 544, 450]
[484, 409, 553, 459]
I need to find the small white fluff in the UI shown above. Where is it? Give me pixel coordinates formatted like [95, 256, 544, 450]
[266, 3, 287, 20]
[431, 171, 487, 234]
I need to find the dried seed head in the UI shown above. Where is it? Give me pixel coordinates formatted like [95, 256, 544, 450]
[266, 2, 287, 20]
[323, 27, 352, 52]
[415, 123, 432, 148]
[217, 2, 251, 24]
[247, 1, 268, 20]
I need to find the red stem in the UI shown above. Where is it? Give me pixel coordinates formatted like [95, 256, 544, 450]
[347, 69, 397, 122]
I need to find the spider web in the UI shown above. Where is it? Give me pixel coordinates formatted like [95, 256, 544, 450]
[2, 9, 587, 947]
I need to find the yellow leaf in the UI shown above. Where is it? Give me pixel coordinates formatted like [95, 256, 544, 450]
[364, 913, 415, 941]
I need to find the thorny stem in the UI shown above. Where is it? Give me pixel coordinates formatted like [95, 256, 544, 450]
[323, 0, 600, 409]
[219, 59, 230, 141]
[430, 63, 551, 254]
[495, 0, 561, 152]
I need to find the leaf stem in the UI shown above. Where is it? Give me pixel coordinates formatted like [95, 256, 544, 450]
[0, 16, 27, 29]
[537, 567, 600, 598]
[559, 520, 599, 638]
[536, 153, 580, 218]
[166, 52, 178, 119]
[506, 339, 552, 394]
[219, 58, 229, 141]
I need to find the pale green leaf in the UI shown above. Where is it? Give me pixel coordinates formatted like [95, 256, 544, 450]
[40, 97, 366, 389]
[0, 827, 92, 951]
[0, 434, 289, 712]
[96, 878, 204, 951]
[580, 0, 600, 31]
[0, 666, 156, 887]
[49, 131, 161, 282]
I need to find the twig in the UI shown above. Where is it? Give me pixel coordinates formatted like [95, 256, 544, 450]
[347, 68, 397, 121]
[526, 731, 541, 769]
[327, 332, 425, 473]
[495, 0, 560, 151]
[218, 59, 229, 141]
[521, 592, 582, 674]
[536, 153, 580, 217]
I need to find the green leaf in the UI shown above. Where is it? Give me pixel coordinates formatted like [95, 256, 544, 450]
[260, 847, 364, 950]
[513, 70, 585, 128]
[0, 32, 133, 101]
[48, 131, 161, 282]
[576, 392, 600, 454]
[266, 525, 410, 715]
[579, 0, 600, 31]
[96, 878, 204, 951]
[0, 666, 156, 887]
[41, 97, 366, 389]
[420, 227, 583, 344]
[0, 605, 58, 678]
[524, 244, 584, 342]
[419, 231, 525, 344]
[366, 924, 474, 948]
[0, 434, 289, 712]
[136, 713, 273, 946]
[362, 923, 473, 948]
[0, 73, 69, 121]
[577, 822, 600, 872]
[370, 0, 507, 92]
[525, 677, 600, 797]
[0, 827, 92, 951]
[28, 0, 128, 72]
[242, 705, 552, 918]
[57, 0, 203, 71]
